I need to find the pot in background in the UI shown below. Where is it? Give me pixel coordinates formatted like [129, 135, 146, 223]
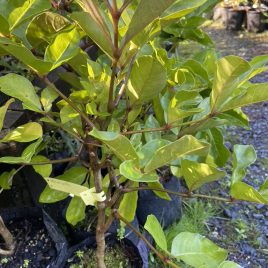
[247, 9, 266, 33]
[226, 7, 246, 31]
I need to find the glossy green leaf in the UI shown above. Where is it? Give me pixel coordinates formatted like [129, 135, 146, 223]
[0, 73, 41, 111]
[66, 196, 86, 226]
[0, 15, 9, 35]
[231, 182, 268, 204]
[123, 0, 176, 46]
[89, 128, 138, 162]
[259, 179, 268, 198]
[26, 12, 70, 47]
[71, 11, 112, 57]
[218, 261, 243, 268]
[0, 169, 16, 190]
[147, 181, 171, 201]
[232, 145, 256, 184]
[210, 56, 251, 113]
[221, 83, 268, 112]
[209, 128, 230, 167]
[41, 86, 59, 112]
[0, 122, 42, 143]
[144, 215, 167, 251]
[144, 135, 209, 173]
[8, 0, 51, 31]
[120, 160, 159, 182]
[39, 166, 88, 203]
[181, 159, 226, 191]
[128, 56, 167, 104]
[60, 104, 80, 124]
[138, 139, 171, 168]
[118, 183, 138, 223]
[0, 139, 42, 164]
[32, 155, 52, 177]
[171, 232, 227, 268]
[144, 115, 161, 142]
[0, 37, 52, 74]
[0, 98, 14, 132]
[45, 27, 80, 70]
[160, 0, 207, 26]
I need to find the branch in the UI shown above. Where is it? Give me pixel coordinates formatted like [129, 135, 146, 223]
[119, 0, 133, 13]
[123, 187, 233, 203]
[0, 216, 15, 256]
[114, 54, 136, 107]
[20, 155, 79, 166]
[113, 210, 180, 268]
[40, 76, 95, 129]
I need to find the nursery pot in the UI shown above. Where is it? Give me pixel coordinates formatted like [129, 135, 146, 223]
[247, 9, 266, 33]
[60, 234, 144, 268]
[226, 8, 246, 31]
[0, 207, 68, 268]
[136, 176, 182, 229]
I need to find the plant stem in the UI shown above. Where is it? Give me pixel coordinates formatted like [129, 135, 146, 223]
[40, 75, 95, 129]
[123, 187, 233, 203]
[119, 0, 133, 13]
[113, 210, 180, 268]
[107, 0, 120, 112]
[89, 147, 106, 268]
[20, 155, 79, 166]
[0, 216, 16, 256]
[114, 54, 136, 107]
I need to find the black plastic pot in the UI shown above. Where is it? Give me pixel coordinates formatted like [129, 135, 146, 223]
[0, 207, 68, 268]
[136, 176, 182, 229]
[226, 8, 246, 31]
[247, 9, 266, 33]
[67, 216, 149, 267]
[60, 234, 144, 268]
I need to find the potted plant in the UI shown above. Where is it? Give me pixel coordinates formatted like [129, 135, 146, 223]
[0, 1, 268, 267]
[226, 0, 248, 30]
[247, 0, 267, 32]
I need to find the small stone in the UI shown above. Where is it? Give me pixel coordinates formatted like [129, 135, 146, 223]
[253, 213, 264, 220]
[256, 204, 264, 210]
[265, 221, 268, 226]
[265, 211, 268, 217]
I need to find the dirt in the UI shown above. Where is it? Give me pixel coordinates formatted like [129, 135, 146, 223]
[0, 217, 57, 268]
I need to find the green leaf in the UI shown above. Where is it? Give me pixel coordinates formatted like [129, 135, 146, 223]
[45, 27, 80, 70]
[8, 0, 51, 31]
[0, 138, 42, 163]
[60, 104, 80, 124]
[221, 83, 268, 112]
[160, 0, 207, 26]
[171, 232, 227, 268]
[89, 128, 138, 162]
[0, 73, 41, 111]
[128, 56, 167, 104]
[66, 196, 86, 226]
[144, 215, 167, 251]
[120, 160, 159, 182]
[259, 179, 268, 198]
[210, 56, 251, 113]
[32, 155, 52, 177]
[118, 183, 138, 223]
[0, 122, 42, 143]
[231, 182, 268, 204]
[209, 128, 230, 167]
[0, 169, 16, 190]
[39, 166, 88, 203]
[144, 135, 209, 173]
[0, 37, 52, 74]
[70, 11, 112, 57]
[123, 0, 176, 46]
[147, 181, 171, 201]
[218, 261, 243, 268]
[0, 98, 14, 132]
[41, 86, 59, 112]
[144, 115, 161, 142]
[181, 159, 226, 191]
[0, 15, 9, 35]
[232, 145, 256, 184]
[138, 139, 171, 168]
[26, 11, 70, 47]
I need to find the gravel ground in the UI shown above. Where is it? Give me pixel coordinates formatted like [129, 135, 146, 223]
[202, 23, 268, 268]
